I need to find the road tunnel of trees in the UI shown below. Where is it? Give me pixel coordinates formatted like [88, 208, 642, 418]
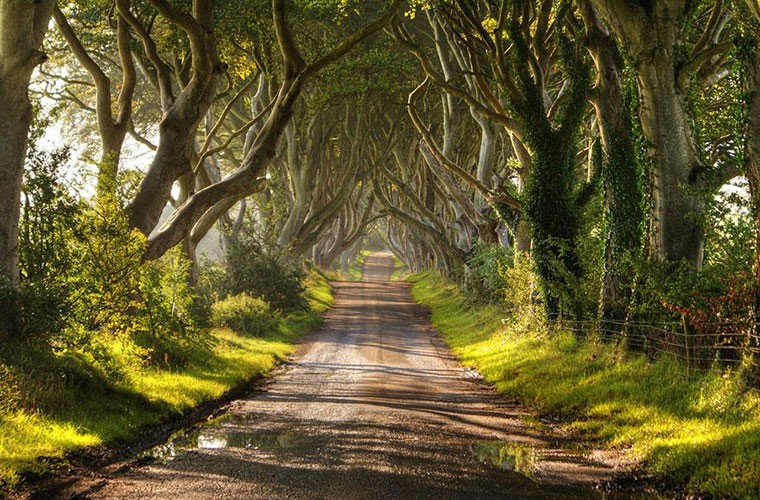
[2, 0, 760, 388]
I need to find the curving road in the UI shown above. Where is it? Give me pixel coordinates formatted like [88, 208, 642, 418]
[61, 252, 623, 499]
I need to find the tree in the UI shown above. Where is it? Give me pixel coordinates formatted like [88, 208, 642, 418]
[588, 0, 733, 268]
[144, 0, 402, 260]
[52, 4, 137, 199]
[0, 0, 54, 336]
[578, 0, 644, 324]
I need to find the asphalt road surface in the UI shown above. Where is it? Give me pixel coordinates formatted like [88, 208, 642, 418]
[60, 252, 626, 499]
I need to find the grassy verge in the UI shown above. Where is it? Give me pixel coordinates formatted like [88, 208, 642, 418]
[410, 271, 760, 499]
[0, 270, 333, 492]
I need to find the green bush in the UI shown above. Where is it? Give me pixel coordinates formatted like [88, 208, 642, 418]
[463, 243, 513, 304]
[134, 249, 212, 368]
[195, 259, 228, 326]
[211, 293, 281, 336]
[225, 230, 306, 311]
[18, 145, 81, 338]
[18, 156, 211, 372]
[0, 363, 21, 413]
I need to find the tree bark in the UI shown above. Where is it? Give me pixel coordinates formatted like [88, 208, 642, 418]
[580, 0, 644, 325]
[742, 2, 760, 376]
[638, 52, 705, 266]
[590, 0, 706, 267]
[0, 0, 54, 336]
[118, 0, 221, 236]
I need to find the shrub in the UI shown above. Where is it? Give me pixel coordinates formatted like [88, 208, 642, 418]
[463, 243, 513, 304]
[0, 363, 21, 413]
[18, 144, 81, 338]
[225, 230, 306, 311]
[502, 255, 547, 336]
[211, 293, 280, 336]
[134, 249, 212, 368]
[195, 259, 228, 326]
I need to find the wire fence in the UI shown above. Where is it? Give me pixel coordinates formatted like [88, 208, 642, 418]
[553, 316, 760, 386]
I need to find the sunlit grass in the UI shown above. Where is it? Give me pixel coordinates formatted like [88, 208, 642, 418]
[410, 271, 760, 499]
[0, 271, 332, 491]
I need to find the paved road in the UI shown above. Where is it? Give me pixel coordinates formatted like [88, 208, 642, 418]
[67, 252, 620, 499]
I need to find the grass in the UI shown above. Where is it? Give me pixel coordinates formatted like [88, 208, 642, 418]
[410, 271, 760, 499]
[0, 270, 333, 492]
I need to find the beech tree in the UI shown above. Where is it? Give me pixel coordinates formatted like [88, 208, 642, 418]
[399, 0, 593, 318]
[588, 0, 734, 268]
[0, 0, 54, 335]
[578, 0, 644, 322]
[52, 4, 137, 198]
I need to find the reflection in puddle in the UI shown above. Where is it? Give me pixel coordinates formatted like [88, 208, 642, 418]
[471, 440, 535, 475]
[141, 416, 305, 462]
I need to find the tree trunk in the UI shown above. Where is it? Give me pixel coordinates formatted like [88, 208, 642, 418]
[743, 32, 760, 377]
[581, 0, 644, 326]
[590, 0, 705, 267]
[128, 113, 212, 235]
[638, 50, 705, 267]
[277, 122, 314, 248]
[0, 0, 54, 336]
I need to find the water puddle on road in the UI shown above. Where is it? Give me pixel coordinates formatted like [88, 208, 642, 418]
[470, 440, 536, 475]
[140, 415, 306, 462]
[470, 440, 666, 499]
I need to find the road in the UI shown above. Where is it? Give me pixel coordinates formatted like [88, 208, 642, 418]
[63, 252, 622, 499]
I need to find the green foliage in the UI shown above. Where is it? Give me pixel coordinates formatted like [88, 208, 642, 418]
[0, 364, 21, 414]
[211, 293, 281, 336]
[16, 147, 209, 373]
[463, 243, 513, 304]
[508, 9, 592, 320]
[631, 188, 754, 322]
[224, 230, 307, 311]
[195, 259, 229, 324]
[0, 269, 331, 491]
[501, 256, 548, 336]
[703, 185, 754, 277]
[135, 250, 212, 368]
[18, 144, 82, 337]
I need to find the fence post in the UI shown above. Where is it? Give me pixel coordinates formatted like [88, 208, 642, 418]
[682, 314, 691, 375]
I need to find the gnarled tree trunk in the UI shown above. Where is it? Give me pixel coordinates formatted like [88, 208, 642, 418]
[590, 0, 706, 268]
[580, 0, 644, 325]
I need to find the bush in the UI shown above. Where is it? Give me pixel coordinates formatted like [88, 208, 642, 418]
[211, 293, 280, 336]
[463, 243, 513, 304]
[134, 249, 212, 368]
[18, 145, 81, 338]
[0, 363, 21, 413]
[18, 175, 211, 372]
[225, 230, 306, 311]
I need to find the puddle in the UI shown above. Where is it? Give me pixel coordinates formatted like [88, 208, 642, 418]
[470, 440, 535, 475]
[140, 415, 305, 462]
